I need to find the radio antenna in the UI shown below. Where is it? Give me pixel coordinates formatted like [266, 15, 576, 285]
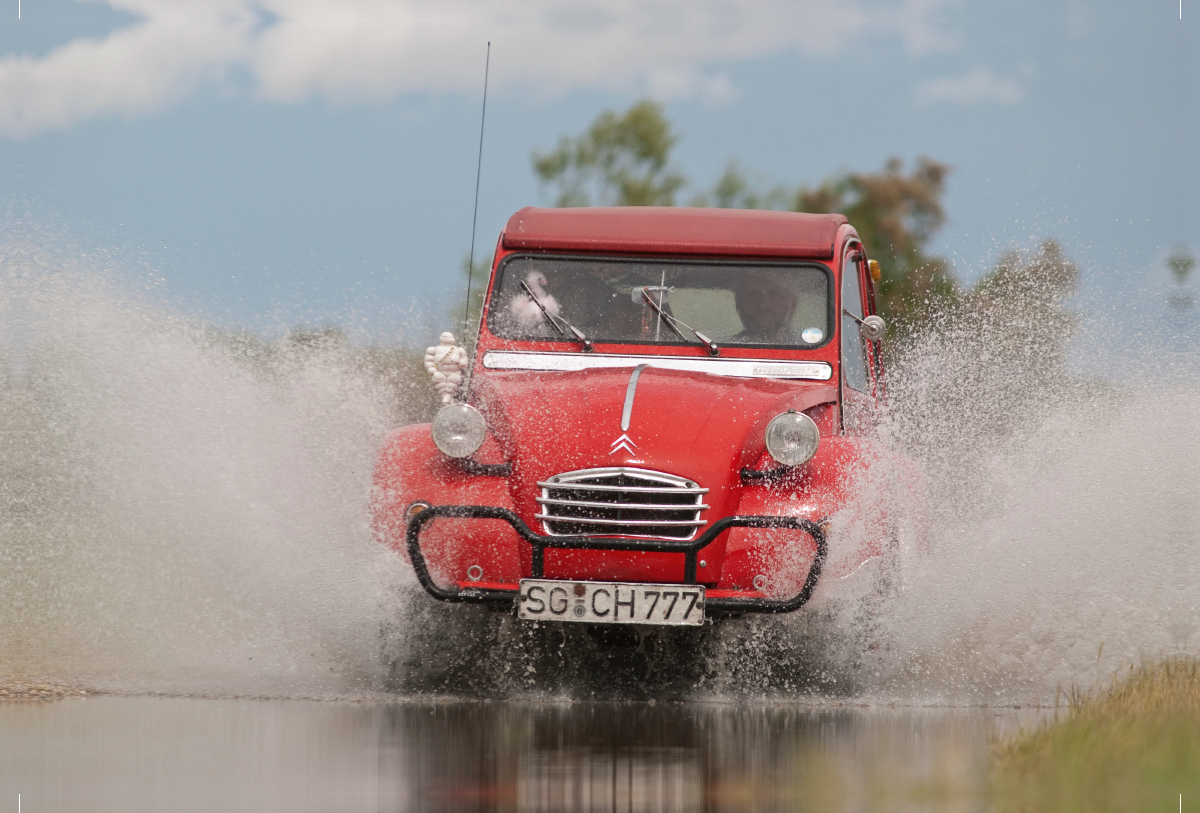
[463, 42, 491, 334]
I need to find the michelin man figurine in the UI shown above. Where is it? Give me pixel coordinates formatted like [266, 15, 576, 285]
[424, 331, 469, 404]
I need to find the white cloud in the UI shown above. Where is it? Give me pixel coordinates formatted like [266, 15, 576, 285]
[872, 0, 961, 55]
[916, 66, 1024, 106]
[0, 0, 957, 138]
[0, 1, 257, 137]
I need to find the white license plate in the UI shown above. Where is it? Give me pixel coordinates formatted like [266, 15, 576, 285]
[517, 579, 705, 626]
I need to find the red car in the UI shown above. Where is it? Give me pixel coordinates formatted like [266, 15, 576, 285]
[373, 206, 920, 629]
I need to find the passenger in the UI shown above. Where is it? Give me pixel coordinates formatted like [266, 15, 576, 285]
[733, 272, 801, 344]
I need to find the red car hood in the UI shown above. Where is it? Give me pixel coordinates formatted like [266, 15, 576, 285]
[471, 366, 837, 524]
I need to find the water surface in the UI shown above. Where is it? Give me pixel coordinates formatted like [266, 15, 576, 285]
[1, 695, 1026, 813]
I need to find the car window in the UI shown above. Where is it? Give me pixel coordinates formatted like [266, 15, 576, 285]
[489, 256, 832, 349]
[840, 251, 870, 393]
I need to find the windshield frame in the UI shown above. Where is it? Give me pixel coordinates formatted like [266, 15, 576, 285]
[485, 252, 836, 352]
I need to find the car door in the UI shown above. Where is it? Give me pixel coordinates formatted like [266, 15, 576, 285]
[839, 244, 879, 435]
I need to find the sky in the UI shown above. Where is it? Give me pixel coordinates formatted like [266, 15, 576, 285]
[0, 0, 1196, 349]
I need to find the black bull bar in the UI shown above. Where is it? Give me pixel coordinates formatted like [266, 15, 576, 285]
[406, 505, 827, 615]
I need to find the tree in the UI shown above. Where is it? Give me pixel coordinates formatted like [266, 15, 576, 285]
[532, 102, 957, 328]
[697, 156, 956, 330]
[534, 103, 958, 323]
[693, 161, 791, 210]
[791, 157, 956, 328]
[1168, 246, 1196, 285]
[965, 239, 1079, 373]
[530, 101, 1084, 363]
[1167, 246, 1195, 310]
[532, 100, 686, 207]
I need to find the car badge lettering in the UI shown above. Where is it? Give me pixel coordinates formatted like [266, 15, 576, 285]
[609, 433, 638, 456]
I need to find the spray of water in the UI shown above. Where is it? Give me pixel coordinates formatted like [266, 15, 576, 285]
[0, 229, 424, 697]
[870, 270, 1199, 704]
[1, 227, 1195, 702]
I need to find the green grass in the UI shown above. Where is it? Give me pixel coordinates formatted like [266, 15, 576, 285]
[992, 657, 1200, 812]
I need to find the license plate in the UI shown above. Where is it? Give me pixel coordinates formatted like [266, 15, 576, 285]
[517, 579, 705, 626]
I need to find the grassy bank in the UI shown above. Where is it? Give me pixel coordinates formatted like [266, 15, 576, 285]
[992, 657, 1200, 812]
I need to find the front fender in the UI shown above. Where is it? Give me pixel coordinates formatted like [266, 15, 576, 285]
[371, 423, 523, 587]
[717, 436, 892, 596]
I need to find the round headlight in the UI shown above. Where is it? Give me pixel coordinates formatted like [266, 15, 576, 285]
[764, 410, 820, 466]
[431, 403, 486, 459]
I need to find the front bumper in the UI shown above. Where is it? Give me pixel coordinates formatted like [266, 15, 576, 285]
[406, 505, 826, 615]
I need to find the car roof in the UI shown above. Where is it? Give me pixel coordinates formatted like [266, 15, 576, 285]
[501, 206, 849, 260]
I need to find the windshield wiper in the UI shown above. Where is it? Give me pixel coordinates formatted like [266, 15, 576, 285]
[640, 289, 720, 356]
[521, 280, 593, 352]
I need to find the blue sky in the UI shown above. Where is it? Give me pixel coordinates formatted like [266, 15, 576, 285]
[0, 0, 1195, 348]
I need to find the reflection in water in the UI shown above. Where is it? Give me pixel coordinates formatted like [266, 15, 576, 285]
[0, 696, 1019, 812]
[519, 748, 700, 813]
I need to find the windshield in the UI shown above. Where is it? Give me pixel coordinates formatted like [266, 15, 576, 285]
[488, 256, 832, 348]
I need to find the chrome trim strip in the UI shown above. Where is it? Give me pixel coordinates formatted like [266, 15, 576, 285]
[537, 482, 709, 495]
[535, 514, 708, 527]
[621, 363, 648, 432]
[542, 466, 700, 488]
[483, 351, 833, 381]
[536, 497, 711, 511]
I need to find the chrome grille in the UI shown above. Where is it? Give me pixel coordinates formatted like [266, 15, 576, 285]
[536, 467, 709, 540]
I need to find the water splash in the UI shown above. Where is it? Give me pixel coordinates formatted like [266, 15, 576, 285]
[0, 227, 421, 697]
[872, 289, 1200, 704]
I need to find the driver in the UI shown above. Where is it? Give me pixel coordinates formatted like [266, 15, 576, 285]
[733, 271, 800, 344]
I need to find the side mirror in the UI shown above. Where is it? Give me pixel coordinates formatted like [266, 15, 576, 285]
[860, 315, 886, 341]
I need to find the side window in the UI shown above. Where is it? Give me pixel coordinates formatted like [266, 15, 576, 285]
[840, 250, 870, 393]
